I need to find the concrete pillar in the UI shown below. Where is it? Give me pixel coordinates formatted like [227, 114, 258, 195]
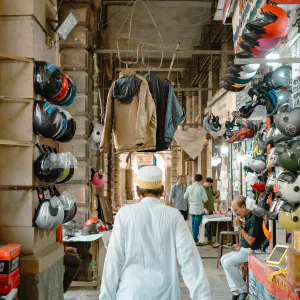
[186, 94, 193, 126]
[113, 153, 121, 207]
[192, 93, 198, 125]
[171, 140, 178, 186]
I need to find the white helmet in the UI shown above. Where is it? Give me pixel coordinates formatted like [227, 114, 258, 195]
[34, 196, 64, 230]
[59, 191, 77, 223]
[277, 172, 300, 203]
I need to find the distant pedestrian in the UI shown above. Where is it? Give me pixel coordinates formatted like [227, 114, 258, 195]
[168, 175, 188, 220]
[184, 174, 208, 246]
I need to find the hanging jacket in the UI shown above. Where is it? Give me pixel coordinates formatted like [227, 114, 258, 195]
[100, 69, 157, 152]
[164, 83, 185, 144]
[145, 73, 185, 150]
[145, 72, 169, 151]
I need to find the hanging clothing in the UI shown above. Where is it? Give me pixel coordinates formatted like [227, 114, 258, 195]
[145, 73, 185, 150]
[99, 197, 211, 300]
[100, 70, 157, 152]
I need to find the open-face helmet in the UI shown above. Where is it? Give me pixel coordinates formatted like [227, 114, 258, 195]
[275, 104, 300, 138]
[272, 65, 292, 89]
[275, 141, 300, 172]
[277, 171, 300, 204]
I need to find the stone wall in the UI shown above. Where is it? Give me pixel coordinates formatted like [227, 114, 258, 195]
[0, 1, 65, 299]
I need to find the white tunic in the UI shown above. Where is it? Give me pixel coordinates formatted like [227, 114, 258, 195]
[99, 197, 211, 300]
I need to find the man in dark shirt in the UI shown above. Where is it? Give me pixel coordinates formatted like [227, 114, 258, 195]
[221, 196, 266, 300]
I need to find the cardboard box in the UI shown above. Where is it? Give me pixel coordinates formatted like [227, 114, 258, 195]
[0, 268, 19, 284]
[287, 247, 300, 288]
[0, 275, 20, 295]
[0, 245, 21, 277]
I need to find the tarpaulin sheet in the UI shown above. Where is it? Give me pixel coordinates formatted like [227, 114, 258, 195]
[174, 128, 207, 160]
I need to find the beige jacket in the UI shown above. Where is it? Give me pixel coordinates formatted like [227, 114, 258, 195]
[100, 70, 157, 152]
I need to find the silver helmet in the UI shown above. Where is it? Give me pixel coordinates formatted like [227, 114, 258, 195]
[277, 171, 300, 204]
[272, 65, 292, 89]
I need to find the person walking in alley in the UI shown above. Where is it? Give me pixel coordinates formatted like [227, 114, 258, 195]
[221, 196, 266, 300]
[184, 174, 208, 246]
[99, 166, 211, 300]
[168, 175, 188, 220]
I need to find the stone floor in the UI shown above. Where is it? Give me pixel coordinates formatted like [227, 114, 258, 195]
[64, 245, 232, 300]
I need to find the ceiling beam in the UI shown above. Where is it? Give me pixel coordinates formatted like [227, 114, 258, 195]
[95, 49, 235, 55]
[115, 68, 184, 72]
[103, 87, 212, 91]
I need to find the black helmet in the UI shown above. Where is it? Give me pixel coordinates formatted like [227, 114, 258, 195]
[56, 117, 76, 143]
[34, 61, 63, 99]
[238, 41, 266, 57]
[252, 193, 269, 217]
[33, 101, 64, 139]
[34, 152, 64, 182]
[220, 79, 245, 92]
[272, 65, 292, 89]
[228, 60, 260, 74]
[275, 141, 300, 172]
[266, 172, 276, 194]
[235, 51, 253, 59]
[275, 104, 300, 137]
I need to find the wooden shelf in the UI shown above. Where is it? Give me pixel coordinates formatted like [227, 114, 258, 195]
[0, 140, 33, 147]
[0, 53, 33, 63]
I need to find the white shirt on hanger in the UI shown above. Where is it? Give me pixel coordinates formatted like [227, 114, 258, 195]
[99, 197, 211, 300]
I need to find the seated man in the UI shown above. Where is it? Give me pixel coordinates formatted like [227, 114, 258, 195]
[221, 196, 266, 300]
[56, 225, 82, 293]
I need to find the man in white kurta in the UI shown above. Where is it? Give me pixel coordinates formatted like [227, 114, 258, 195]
[99, 166, 211, 300]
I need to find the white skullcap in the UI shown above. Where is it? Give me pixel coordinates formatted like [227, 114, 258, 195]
[137, 166, 163, 189]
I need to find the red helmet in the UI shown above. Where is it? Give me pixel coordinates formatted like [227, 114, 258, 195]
[91, 169, 106, 187]
[251, 182, 266, 193]
[84, 217, 99, 226]
[246, 4, 288, 39]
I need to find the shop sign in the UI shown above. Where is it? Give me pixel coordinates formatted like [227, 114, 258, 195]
[136, 155, 153, 166]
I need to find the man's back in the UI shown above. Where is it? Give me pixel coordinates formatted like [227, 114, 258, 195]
[99, 197, 211, 300]
[185, 183, 208, 215]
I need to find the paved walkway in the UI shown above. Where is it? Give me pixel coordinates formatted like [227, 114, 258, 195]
[65, 245, 231, 300]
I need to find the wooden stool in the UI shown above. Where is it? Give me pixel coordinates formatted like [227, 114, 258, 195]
[216, 231, 240, 268]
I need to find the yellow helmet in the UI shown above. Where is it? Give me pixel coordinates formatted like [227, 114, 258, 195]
[278, 207, 300, 232]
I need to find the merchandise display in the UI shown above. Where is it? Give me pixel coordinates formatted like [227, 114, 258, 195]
[34, 61, 77, 106]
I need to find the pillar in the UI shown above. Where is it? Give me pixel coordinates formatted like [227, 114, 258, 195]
[171, 140, 178, 186]
[113, 153, 121, 207]
[0, 1, 65, 298]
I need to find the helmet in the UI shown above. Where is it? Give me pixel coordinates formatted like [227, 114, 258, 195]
[242, 32, 281, 51]
[90, 120, 104, 143]
[84, 217, 99, 226]
[247, 155, 267, 172]
[251, 172, 267, 192]
[55, 153, 77, 184]
[50, 74, 69, 102]
[34, 196, 64, 230]
[277, 171, 300, 204]
[275, 141, 300, 172]
[269, 197, 296, 220]
[272, 65, 292, 89]
[265, 124, 290, 146]
[33, 101, 64, 139]
[60, 75, 77, 107]
[266, 148, 278, 169]
[63, 225, 75, 238]
[238, 41, 266, 57]
[276, 90, 291, 109]
[252, 193, 269, 217]
[223, 75, 253, 86]
[34, 61, 63, 99]
[59, 191, 77, 223]
[246, 4, 288, 39]
[266, 172, 276, 193]
[228, 60, 260, 74]
[220, 79, 246, 92]
[56, 117, 76, 143]
[91, 169, 106, 187]
[278, 206, 300, 232]
[275, 104, 300, 138]
[82, 223, 98, 236]
[235, 51, 254, 59]
[34, 152, 64, 183]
